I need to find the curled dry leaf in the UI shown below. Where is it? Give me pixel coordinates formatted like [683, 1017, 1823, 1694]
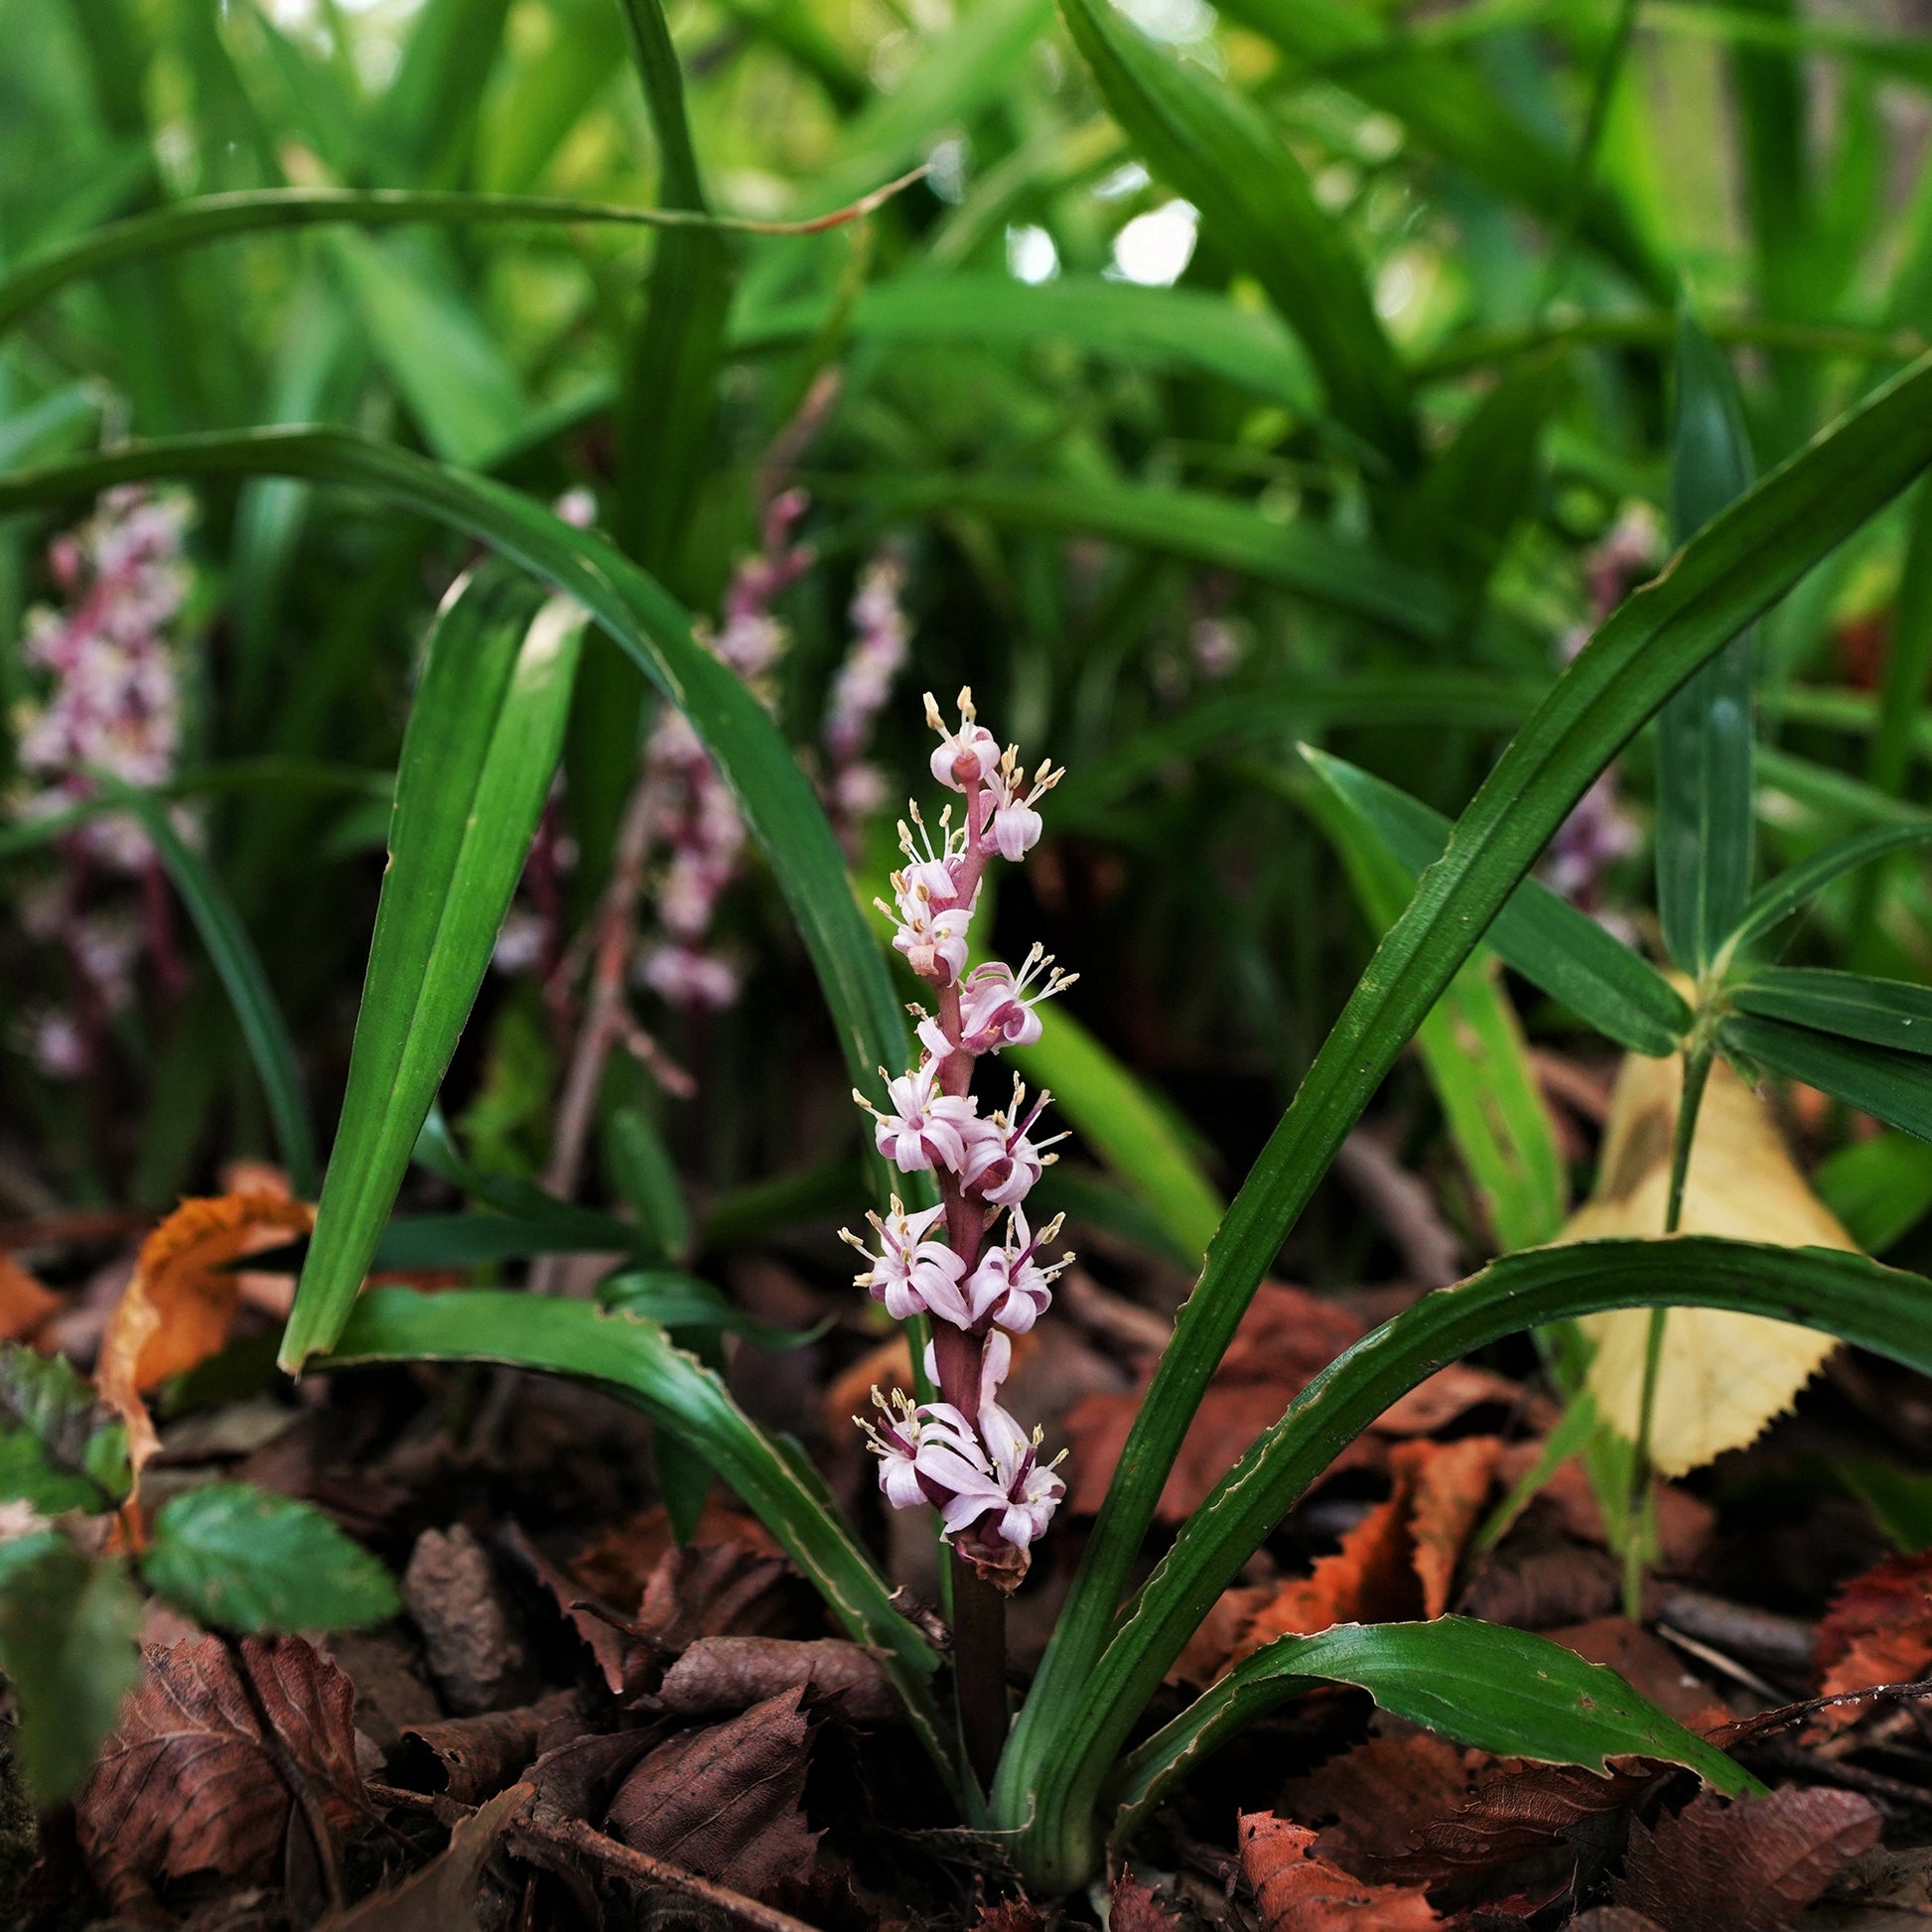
[1812, 1549, 1932, 1730]
[390, 1691, 583, 1804]
[94, 1192, 314, 1481]
[1238, 1813, 1441, 1930]
[633, 1542, 796, 1652]
[77, 1634, 369, 1916]
[658, 1635, 898, 1724]
[1562, 1053, 1853, 1477]
[568, 1501, 781, 1610]
[1222, 1438, 1502, 1676]
[1610, 1788, 1881, 1932]
[607, 1685, 819, 1899]
[969, 1903, 1047, 1932]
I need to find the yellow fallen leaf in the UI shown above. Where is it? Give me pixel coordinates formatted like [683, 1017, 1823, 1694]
[1565, 1049, 1854, 1476]
[96, 1192, 315, 1482]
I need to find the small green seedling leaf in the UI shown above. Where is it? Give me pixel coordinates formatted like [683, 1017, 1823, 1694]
[0, 1342, 131, 1514]
[142, 1482, 400, 1632]
[0, 1533, 142, 1800]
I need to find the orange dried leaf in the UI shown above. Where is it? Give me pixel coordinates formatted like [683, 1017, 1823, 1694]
[1813, 1550, 1932, 1730]
[1239, 1814, 1441, 1930]
[95, 1193, 314, 1481]
[1405, 1436, 1502, 1619]
[0, 1253, 61, 1342]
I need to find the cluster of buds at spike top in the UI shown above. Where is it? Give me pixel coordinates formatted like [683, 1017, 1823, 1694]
[845, 691, 1077, 1588]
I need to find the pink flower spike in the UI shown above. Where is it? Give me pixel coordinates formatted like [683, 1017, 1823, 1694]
[980, 747, 1063, 862]
[928, 1404, 1065, 1552]
[958, 1078, 1065, 1207]
[924, 687, 1001, 792]
[855, 1058, 979, 1173]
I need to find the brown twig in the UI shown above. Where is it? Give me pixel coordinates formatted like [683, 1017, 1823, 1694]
[1333, 1130, 1462, 1289]
[510, 1813, 826, 1932]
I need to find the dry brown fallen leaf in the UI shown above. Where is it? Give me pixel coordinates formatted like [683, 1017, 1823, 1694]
[390, 1692, 582, 1805]
[0, 1251, 60, 1340]
[1239, 1813, 1441, 1929]
[402, 1524, 535, 1716]
[1812, 1548, 1932, 1730]
[1278, 1729, 1476, 1883]
[77, 1635, 370, 1916]
[1111, 1869, 1185, 1929]
[1539, 1617, 1728, 1731]
[1562, 1051, 1855, 1477]
[94, 1191, 314, 1479]
[315, 1781, 530, 1932]
[1610, 1788, 1881, 1932]
[569, 1501, 782, 1610]
[969, 1903, 1047, 1932]
[606, 1685, 819, 1899]
[1222, 1438, 1502, 1675]
[1066, 1284, 1368, 1520]
[658, 1635, 897, 1724]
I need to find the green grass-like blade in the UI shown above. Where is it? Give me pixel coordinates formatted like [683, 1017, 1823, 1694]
[1057, 0, 1417, 472]
[997, 344, 1932, 1871]
[99, 779, 318, 1195]
[1110, 1616, 1755, 1850]
[1658, 312, 1758, 971]
[1731, 967, 1932, 1055]
[1726, 821, 1932, 952]
[282, 571, 584, 1365]
[1298, 746, 1690, 1055]
[1028, 1237, 1932, 1883]
[1722, 1012, 1932, 1141]
[321, 1286, 955, 1784]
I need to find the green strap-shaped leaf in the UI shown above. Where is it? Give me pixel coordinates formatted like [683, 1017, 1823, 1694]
[95, 776, 318, 1195]
[1725, 820, 1932, 953]
[143, 1483, 401, 1633]
[1299, 746, 1691, 1055]
[1722, 1011, 1932, 1141]
[850, 472, 1451, 642]
[1057, 0, 1417, 472]
[0, 1341, 131, 1515]
[320, 1286, 955, 1785]
[0, 1534, 142, 1802]
[282, 570, 586, 1365]
[997, 343, 1932, 1876]
[1019, 1237, 1932, 1884]
[0, 187, 920, 340]
[600, 1269, 832, 1349]
[0, 428, 915, 1242]
[1658, 313, 1758, 971]
[1299, 769, 1565, 1252]
[1110, 1616, 1755, 1850]
[1731, 967, 1932, 1055]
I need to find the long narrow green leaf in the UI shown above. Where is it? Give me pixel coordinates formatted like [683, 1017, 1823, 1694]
[1658, 313, 1757, 972]
[1722, 1012, 1932, 1141]
[1031, 1237, 1932, 1883]
[1816, 1130, 1932, 1252]
[1110, 1617, 1753, 1850]
[1731, 967, 1932, 1055]
[1299, 771, 1565, 1251]
[0, 430, 915, 1238]
[997, 345, 1932, 1874]
[0, 186, 920, 340]
[1057, 0, 1417, 471]
[99, 778, 318, 1194]
[1726, 821, 1932, 952]
[321, 1286, 954, 1781]
[282, 572, 584, 1365]
[1299, 746, 1690, 1054]
[849, 474, 1450, 642]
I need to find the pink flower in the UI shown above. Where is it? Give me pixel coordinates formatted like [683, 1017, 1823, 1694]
[979, 751, 1062, 862]
[925, 689, 1001, 791]
[955, 947, 1076, 1054]
[840, 1198, 969, 1321]
[961, 1207, 1069, 1335]
[891, 902, 973, 987]
[859, 1388, 980, 1512]
[958, 1079, 1063, 1207]
[857, 1057, 979, 1173]
[638, 943, 740, 1011]
[915, 1403, 1065, 1552]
